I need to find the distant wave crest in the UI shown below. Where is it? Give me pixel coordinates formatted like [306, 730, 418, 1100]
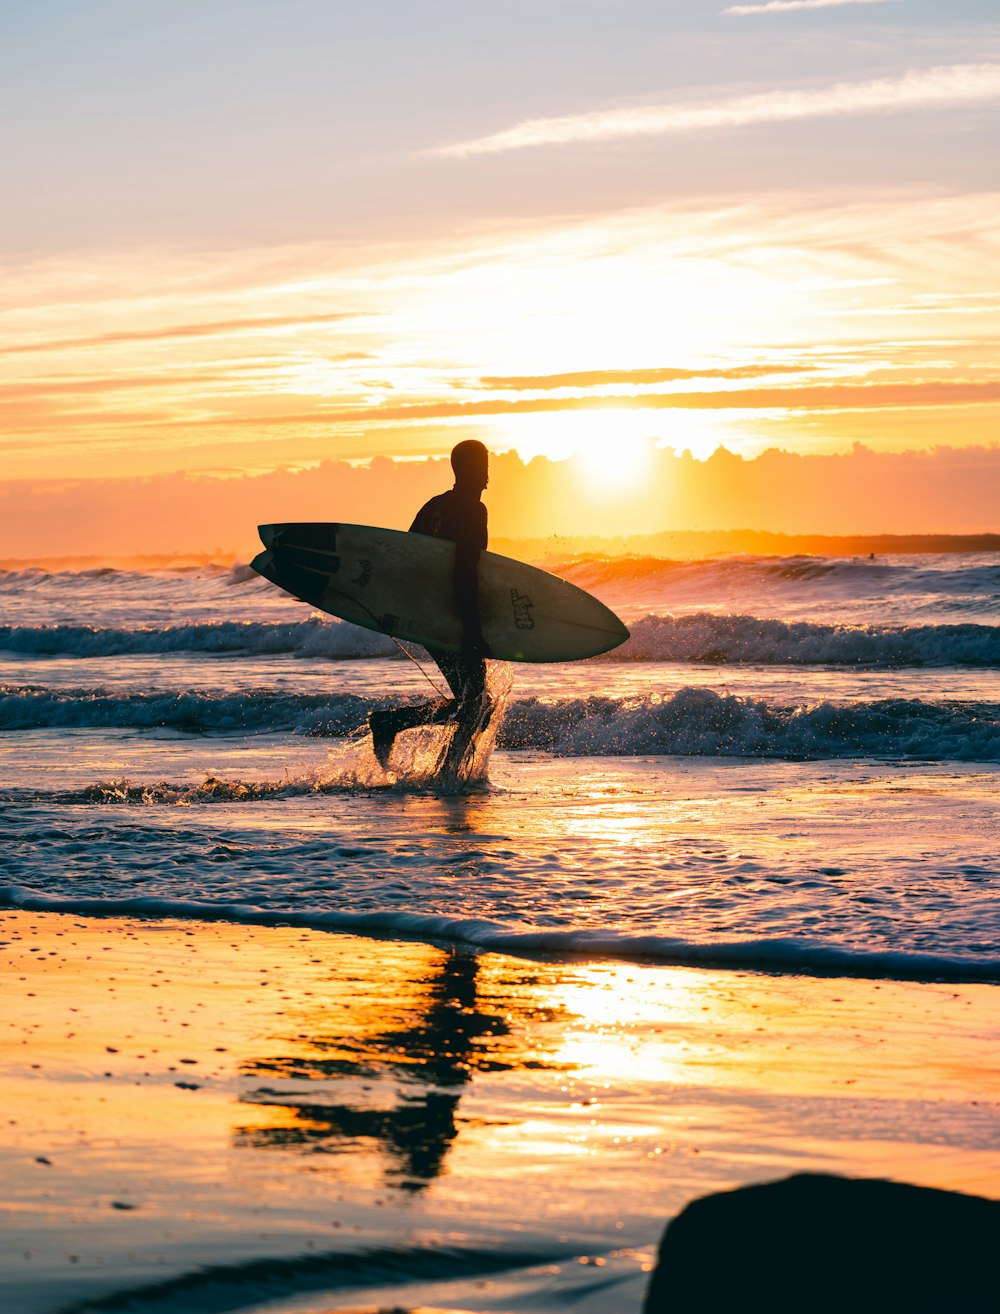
[0, 562, 255, 586]
[613, 613, 1000, 666]
[3, 684, 997, 761]
[0, 618, 398, 659]
[1, 613, 998, 666]
[0, 685, 370, 736]
[557, 553, 1000, 596]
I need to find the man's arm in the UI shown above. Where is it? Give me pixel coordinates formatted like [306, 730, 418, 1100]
[453, 503, 491, 659]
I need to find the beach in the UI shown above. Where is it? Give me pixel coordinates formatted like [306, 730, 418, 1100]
[1, 551, 999, 1311]
[3, 910, 998, 1314]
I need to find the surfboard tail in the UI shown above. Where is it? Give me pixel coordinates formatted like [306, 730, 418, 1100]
[249, 548, 275, 581]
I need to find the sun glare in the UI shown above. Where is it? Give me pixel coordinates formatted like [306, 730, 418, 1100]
[487, 409, 657, 494]
[575, 431, 652, 493]
[487, 406, 736, 490]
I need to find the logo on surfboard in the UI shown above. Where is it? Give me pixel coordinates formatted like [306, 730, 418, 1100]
[510, 588, 535, 630]
[352, 558, 374, 587]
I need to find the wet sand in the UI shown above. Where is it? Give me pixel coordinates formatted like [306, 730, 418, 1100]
[2, 911, 998, 1313]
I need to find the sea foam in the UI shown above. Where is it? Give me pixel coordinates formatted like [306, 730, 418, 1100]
[615, 614, 1000, 665]
[0, 619, 398, 659]
[1, 614, 998, 665]
[1, 884, 996, 984]
[3, 684, 997, 761]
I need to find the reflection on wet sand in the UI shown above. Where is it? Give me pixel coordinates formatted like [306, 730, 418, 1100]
[235, 942, 573, 1190]
[4, 913, 998, 1314]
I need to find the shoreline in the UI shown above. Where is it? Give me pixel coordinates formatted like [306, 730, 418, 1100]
[3, 910, 997, 1313]
[4, 886, 1000, 985]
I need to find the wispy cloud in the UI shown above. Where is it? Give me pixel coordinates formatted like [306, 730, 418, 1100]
[0, 313, 355, 356]
[216, 379, 999, 425]
[429, 63, 1000, 157]
[477, 364, 815, 391]
[0, 372, 233, 400]
[725, 0, 895, 16]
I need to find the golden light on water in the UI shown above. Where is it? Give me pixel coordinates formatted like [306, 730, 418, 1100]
[4, 908, 999, 1300]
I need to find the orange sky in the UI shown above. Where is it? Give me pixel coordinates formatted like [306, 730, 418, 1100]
[4, 196, 999, 484]
[2, 2, 998, 544]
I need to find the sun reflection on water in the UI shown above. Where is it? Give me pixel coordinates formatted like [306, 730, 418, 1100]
[4, 910, 998, 1302]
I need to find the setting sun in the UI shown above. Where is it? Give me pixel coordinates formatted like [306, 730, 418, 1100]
[573, 424, 656, 495]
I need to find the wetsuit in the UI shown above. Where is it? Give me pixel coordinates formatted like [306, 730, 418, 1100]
[369, 486, 490, 769]
[409, 487, 489, 709]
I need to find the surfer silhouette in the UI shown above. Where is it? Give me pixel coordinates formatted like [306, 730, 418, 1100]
[368, 439, 493, 773]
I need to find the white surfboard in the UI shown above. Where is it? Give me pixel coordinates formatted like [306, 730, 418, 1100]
[251, 522, 628, 663]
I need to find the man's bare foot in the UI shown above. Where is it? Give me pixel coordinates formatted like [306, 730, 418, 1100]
[368, 710, 396, 770]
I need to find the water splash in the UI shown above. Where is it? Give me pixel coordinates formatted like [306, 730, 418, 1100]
[55, 664, 515, 803]
[318, 661, 514, 792]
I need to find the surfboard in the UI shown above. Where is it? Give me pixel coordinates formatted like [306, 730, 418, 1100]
[250, 523, 629, 662]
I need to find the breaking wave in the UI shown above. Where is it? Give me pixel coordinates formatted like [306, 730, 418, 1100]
[1, 614, 998, 666]
[501, 689, 1000, 761]
[4, 683, 997, 761]
[556, 553, 1000, 597]
[0, 685, 371, 735]
[614, 614, 1000, 666]
[0, 618, 398, 659]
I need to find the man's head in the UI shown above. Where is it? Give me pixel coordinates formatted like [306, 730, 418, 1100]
[451, 439, 489, 494]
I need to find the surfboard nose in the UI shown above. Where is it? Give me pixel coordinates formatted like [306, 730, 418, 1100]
[258, 524, 275, 549]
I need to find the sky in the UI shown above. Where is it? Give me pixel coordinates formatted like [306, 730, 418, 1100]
[2, 0, 998, 548]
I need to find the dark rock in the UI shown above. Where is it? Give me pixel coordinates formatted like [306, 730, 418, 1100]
[643, 1173, 999, 1314]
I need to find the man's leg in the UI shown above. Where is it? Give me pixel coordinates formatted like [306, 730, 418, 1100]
[432, 650, 486, 702]
[368, 701, 449, 769]
[368, 649, 490, 771]
[433, 651, 491, 774]
[368, 674, 452, 771]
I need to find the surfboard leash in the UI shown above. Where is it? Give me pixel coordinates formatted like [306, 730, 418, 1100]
[318, 578, 450, 699]
[387, 634, 450, 699]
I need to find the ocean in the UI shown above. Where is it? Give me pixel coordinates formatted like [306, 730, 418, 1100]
[2, 550, 998, 982]
[2, 548, 999, 1314]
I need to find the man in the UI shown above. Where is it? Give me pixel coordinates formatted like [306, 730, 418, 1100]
[368, 439, 493, 772]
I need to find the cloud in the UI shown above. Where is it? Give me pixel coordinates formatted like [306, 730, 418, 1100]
[190, 379, 999, 426]
[0, 313, 355, 357]
[2, 445, 998, 554]
[725, 0, 894, 15]
[428, 63, 1000, 157]
[477, 364, 815, 392]
[0, 372, 234, 401]
[11, 378, 987, 441]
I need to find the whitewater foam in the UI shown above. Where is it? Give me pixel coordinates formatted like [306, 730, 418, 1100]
[1, 884, 996, 983]
[2, 552, 996, 991]
[614, 614, 1000, 666]
[0, 618, 399, 659]
[5, 684, 996, 761]
[3, 613, 997, 666]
